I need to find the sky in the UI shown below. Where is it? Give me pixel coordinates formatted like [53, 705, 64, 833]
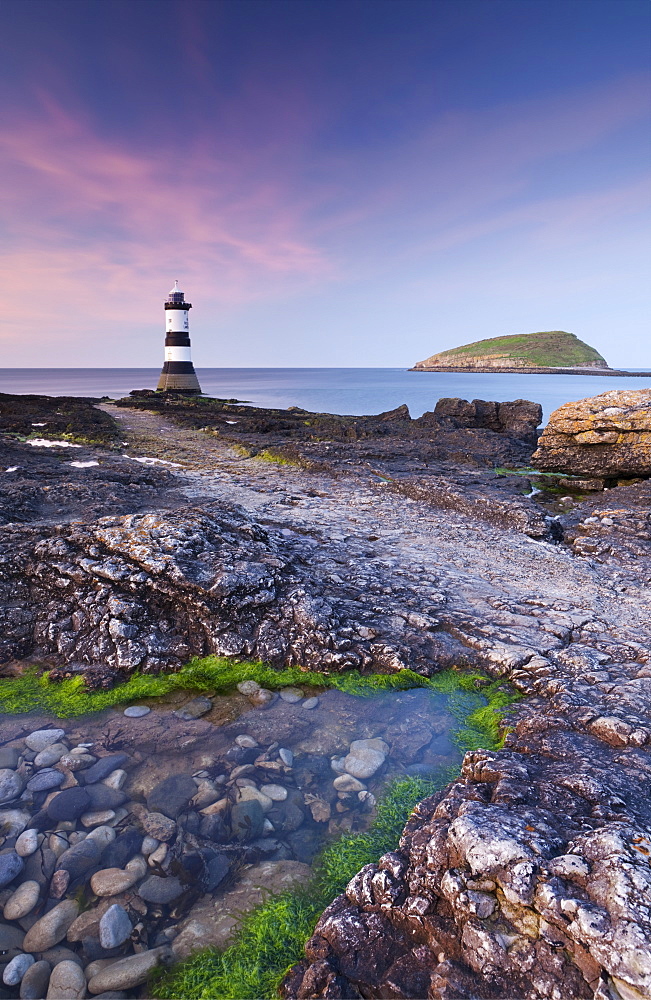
[1, 0, 649, 368]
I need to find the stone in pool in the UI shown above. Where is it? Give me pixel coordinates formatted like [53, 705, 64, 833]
[85, 784, 127, 811]
[79, 752, 130, 785]
[99, 903, 133, 949]
[0, 768, 25, 804]
[24, 729, 65, 752]
[19, 961, 51, 1000]
[27, 769, 65, 792]
[0, 852, 24, 889]
[2, 952, 35, 986]
[279, 688, 302, 704]
[137, 875, 184, 904]
[100, 826, 143, 868]
[302, 697, 319, 710]
[0, 809, 31, 839]
[123, 705, 150, 717]
[231, 799, 264, 842]
[147, 774, 197, 819]
[46, 787, 91, 822]
[56, 838, 102, 879]
[175, 696, 212, 720]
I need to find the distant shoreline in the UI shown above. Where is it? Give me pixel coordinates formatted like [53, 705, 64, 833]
[409, 365, 651, 376]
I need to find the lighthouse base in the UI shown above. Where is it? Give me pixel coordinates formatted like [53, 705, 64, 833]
[157, 362, 202, 394]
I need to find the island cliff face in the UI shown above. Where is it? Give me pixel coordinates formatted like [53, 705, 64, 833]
[413, 331, 609, 372]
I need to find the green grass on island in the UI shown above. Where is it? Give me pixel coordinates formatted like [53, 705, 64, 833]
[420, 330, 608, 368]
[0, 657, 518, 999]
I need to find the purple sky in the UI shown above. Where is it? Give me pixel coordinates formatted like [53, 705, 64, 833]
[1, 0, 649, 367]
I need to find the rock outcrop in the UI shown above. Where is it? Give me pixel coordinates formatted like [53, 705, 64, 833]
[533, 389, 651, 477]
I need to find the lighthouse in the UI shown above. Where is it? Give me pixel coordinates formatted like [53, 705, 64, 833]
[156, 281, 202, 393]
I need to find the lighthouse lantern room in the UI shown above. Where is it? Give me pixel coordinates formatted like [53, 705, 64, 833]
[156, 281, 202, 393]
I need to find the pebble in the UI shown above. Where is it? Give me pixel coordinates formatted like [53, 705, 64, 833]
[343, 746, 386, 780]
[236, 786, 273, 811]
[87, 947, 171, 993]
[231, 800, 264, 842]
[236, 680, 260, 695]
[0, 747, 20, 769]
[4, 880, 40, 920]
[0, 851, 24, 889]
[90, 868, 140, 897]
[27, 769, 65, 792]
[141, 836, 159, 856]
[147, 773, 197, 819]
[46, 787, 91, 822]
[123, 706, 150, 718]
[78, 753, 129, 785]
[333, 774, 366, 792]
[0, 809, 32, 839]
[148, 843, 168, 866]
[19, 959, 50, 1000]
[50, 869, 71, 899]
[59, 753, 96, 771]
[15, 829, 39, 857]
[251, 688, 274, 707]
[46, 959, 87, 1000]
[174, 696, 212, 720]
[85, 784, 127, 811]
[24, 729, 65, 753]
[142, 811, 176, 842]
[33, 744, 68, 768]
[0, 768, 25, 804]
[23, 899, 79, 952]
[279, 688, 302, 703]
[279, 748, 294, 767]
[56, 839, 102, 879]
[102, 770, 127, 791]
[81, 809, 116, 828]
[85, 825, 116, 851]
[125, 855, 148, 878]
[99, 904, 132, 950]
[234, 735, 258, 749]
[3, 953, 35, 986]
[100, 827, 142, 868]
[302, 697, 319, 710]
[260, 783, 288, 801]
[50, 831, 70, 858]
[137, 876, 184, 904]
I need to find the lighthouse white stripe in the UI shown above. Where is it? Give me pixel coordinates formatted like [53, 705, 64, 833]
[165, 346, 192, 362]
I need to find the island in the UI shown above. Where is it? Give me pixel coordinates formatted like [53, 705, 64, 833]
[411, 329, 651, 375]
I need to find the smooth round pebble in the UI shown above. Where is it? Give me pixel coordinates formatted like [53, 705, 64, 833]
[333, 774, 366, 792]
[99, 904, 132, 950]
[302, 697, 319, 710]
[15, 828, 39, 857]
[18, 959, 50, 1000]
[0, 851, 24, 889]
[33, 744, 68, 768]
[85, 825, 116, 850]
[279, 748, 294, 767]
[4, 879, 40, 920]
[87, 947, 170, 993]
[102, 769, 127, 791]
[141, 836, 159, 856]
[123, 706, 150, 718]
[22, 899, 79, 952]
[260, 784, 288, 802]
[0, 768, 25, 804]
[24, 729, 65, 752]
[81, 809, 116, 828]
[236, 680, 260, 695]
[279, 688, 302, 703]
[46, 959, 87, 1000]
[46, 787, 91, 822]
[234, 735, 258, 749]
[27, 769, 65, 792]
[90, 868, 140, 897]
[59, 753, 96, 771]
[3, 953, 35, 986]
[137, 875, 184, 904]
[0, 809, 31, 839]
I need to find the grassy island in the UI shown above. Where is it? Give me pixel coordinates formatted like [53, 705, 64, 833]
[413, 330, 609, 370]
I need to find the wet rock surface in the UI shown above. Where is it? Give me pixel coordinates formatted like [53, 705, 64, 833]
[1, 392, 650, 998]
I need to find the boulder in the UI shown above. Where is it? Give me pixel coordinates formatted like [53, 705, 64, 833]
[533, 388, 651, 477]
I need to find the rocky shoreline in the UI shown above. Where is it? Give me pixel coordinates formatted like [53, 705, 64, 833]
[0, 390, 650, 999]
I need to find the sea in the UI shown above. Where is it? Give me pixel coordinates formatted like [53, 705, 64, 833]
[2, 367, 650, 424]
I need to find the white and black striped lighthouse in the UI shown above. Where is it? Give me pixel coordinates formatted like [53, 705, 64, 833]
[156, 280, 202, 394]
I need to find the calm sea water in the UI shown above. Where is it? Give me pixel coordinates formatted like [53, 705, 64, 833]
[2, 367, 650, 423]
